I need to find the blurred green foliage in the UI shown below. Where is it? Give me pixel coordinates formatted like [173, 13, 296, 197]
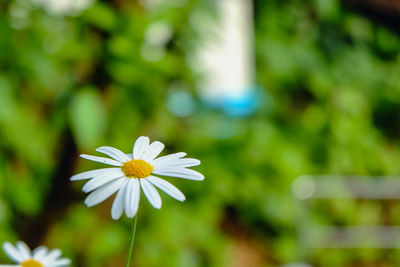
[1, 0, 400, 266]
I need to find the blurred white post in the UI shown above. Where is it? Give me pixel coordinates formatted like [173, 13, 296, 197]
[196, 0, 256, 116]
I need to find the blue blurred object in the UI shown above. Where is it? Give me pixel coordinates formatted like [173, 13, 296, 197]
[219, 85, 260, 117]
[203, 85, 264, 117]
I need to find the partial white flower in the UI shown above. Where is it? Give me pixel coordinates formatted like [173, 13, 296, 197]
[32, 0, 94, 16]
[1, 241, 71, 267]
[71, 136, 204, 220]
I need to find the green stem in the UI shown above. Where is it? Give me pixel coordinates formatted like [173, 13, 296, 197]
[125, 215, 138, 267]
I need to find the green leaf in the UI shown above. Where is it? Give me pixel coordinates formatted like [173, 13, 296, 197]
[69, 87, 106, 150]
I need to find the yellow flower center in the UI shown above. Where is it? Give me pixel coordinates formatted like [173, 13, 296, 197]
[21, 259, 44, 267]
[122, 159, 153, 178]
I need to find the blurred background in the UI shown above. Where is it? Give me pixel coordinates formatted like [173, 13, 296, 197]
[1, 0, 400, 266]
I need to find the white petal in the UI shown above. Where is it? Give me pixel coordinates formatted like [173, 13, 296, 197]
[80, 154, 122, 166]
[147, 176, 185, 201]
[124, 179, 140, 218]
[154, 158, 200, 170]
[33, 246, 47, 261]
[15, 242, 31, 260]
[70, 168, 121, 181]
[111, 180, 128, 220]
[142, 141, 164, 162]
[82, 169, 125, 193]
[2, 242, 25, 263]
[132, 136, 150, 160]
[51, 258, 71, 267]
[151, 152, 187, 166]
[125, 153, 133, 159]
[152, 168, 204, 181]
[96, 146, 130, 163]
[84, 178, 126, 207]
[140, 178, 162, 209]
[42, 249, 61, 264]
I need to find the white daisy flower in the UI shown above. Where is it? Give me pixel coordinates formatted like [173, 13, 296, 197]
[71, 136, 204, 220]
[1, 241, 71, 267]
